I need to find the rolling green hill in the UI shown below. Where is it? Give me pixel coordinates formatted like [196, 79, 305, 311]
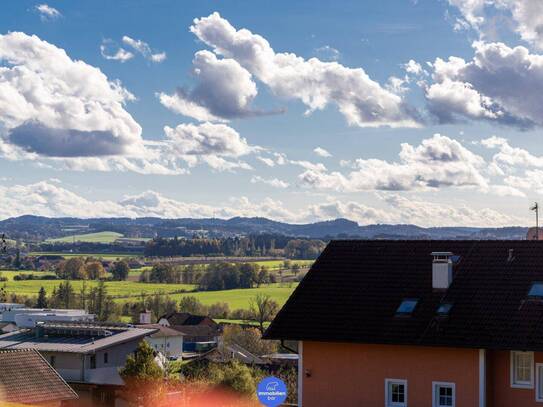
[46, 231, 123, 243]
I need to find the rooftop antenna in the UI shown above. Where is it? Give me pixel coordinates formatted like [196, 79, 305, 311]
[531, 202, 539, 240]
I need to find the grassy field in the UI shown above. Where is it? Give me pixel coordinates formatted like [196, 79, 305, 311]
[1, 275, 296, 313]
[0, 270, 57, 280]
[0, 268, 297, 310]
[46, 231, 124, 243]
[166, 285, 296, 310]
[0, 277, 196, 298]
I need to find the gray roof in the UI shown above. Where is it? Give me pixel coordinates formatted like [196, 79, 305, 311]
[0, 327, 157, 354]
[135, 324, 185, 338]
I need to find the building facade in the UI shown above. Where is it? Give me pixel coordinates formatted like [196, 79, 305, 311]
[265, 240, 543, 407]
[0, 322, 157, 406]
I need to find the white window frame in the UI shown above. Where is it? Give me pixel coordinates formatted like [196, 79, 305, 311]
[385, 378, 407, 407]
[536, 363, 543, 402]
[511, 351, 534, 389]
[432, 382, 455, 407]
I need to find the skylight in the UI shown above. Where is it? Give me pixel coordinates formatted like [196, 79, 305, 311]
[528, 283, 543, 298]
[396, 299, 418, 315]
[437, 303, 453, 315]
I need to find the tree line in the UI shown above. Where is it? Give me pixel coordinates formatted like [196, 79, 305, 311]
[144, 234, 325, 259]
[139, 262, 277, 290]
[54, 257, 130, 280]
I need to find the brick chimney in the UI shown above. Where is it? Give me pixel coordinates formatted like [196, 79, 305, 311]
[139, 310, 152, 324]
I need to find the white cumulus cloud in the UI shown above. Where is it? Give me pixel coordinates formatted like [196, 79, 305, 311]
[299, 134, 489, 192]
[447, 0, 543, 50]
[158, 50, 265, 121]
[426, 41, 543, 128]
[0, 32, 143, 157]
[189, 12, 420, 128]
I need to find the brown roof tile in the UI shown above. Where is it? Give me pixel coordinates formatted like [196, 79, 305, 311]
[0, 349, 78, 404]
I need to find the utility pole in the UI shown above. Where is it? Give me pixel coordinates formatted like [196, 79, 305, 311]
[531, 202, 539, 240]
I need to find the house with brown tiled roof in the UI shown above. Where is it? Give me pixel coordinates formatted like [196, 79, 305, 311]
[158, 312, 216, 327]
[265, 240, 543, 407]
[0, 321, 157, 406]
[0, 348, 78, 406]
[158, 312, 221, 350]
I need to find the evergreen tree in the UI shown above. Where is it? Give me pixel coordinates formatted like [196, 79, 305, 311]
[36, 287, 48, 308]
[119, 340, 164, 404]
[78, 281, 88, 311]
[53, 281, 75, 308]
[13, 250, 21, 269]
[0, 284, 7, 302]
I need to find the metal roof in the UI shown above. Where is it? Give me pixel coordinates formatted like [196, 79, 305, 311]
[0, 326, 157, 354]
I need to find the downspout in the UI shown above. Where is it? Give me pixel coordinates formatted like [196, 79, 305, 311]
[479, 349, 486, 407]
[81, 353, 85, 382]
[280, 340, 302, 407]
[298, 341, 303, 407]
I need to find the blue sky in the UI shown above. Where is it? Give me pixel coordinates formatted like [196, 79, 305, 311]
[1, 0, 542, 226]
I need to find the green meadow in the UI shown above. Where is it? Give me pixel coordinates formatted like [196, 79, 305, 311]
[46, 231, 124, 243]
[0, 275, 195, 298]
[0, 269, 297, 310]
[167, 285, 297, 310]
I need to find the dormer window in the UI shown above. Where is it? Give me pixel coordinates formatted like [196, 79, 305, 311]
[528, 283, 543, 299]
[396, 299, 418, 315]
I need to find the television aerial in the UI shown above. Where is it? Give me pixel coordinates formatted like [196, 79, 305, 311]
[531, 202, 539, 240]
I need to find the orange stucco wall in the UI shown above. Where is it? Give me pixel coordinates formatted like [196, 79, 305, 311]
[487, 350, 543, 407]
[301, 341, 480, 407]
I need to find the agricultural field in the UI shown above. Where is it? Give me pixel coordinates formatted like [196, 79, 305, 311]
[0, 269, 297, 309]
[0, 276, 196, 298]
[46, 231, 124, 243]
[167, 285, 297, 310]
[0, 270, 57, 280]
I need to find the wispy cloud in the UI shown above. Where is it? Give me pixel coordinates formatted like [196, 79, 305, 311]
[35, 4, 61, 21]
[122, 36, 166, 62]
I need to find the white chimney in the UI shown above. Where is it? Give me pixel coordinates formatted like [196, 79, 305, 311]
[431, 252, 453, 289]
[139, 310, 152, 324]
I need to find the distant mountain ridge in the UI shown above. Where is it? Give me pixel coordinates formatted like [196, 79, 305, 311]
[0, 215, 529, 241]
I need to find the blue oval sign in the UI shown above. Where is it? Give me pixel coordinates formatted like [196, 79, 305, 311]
[257, 376, 287, 407]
